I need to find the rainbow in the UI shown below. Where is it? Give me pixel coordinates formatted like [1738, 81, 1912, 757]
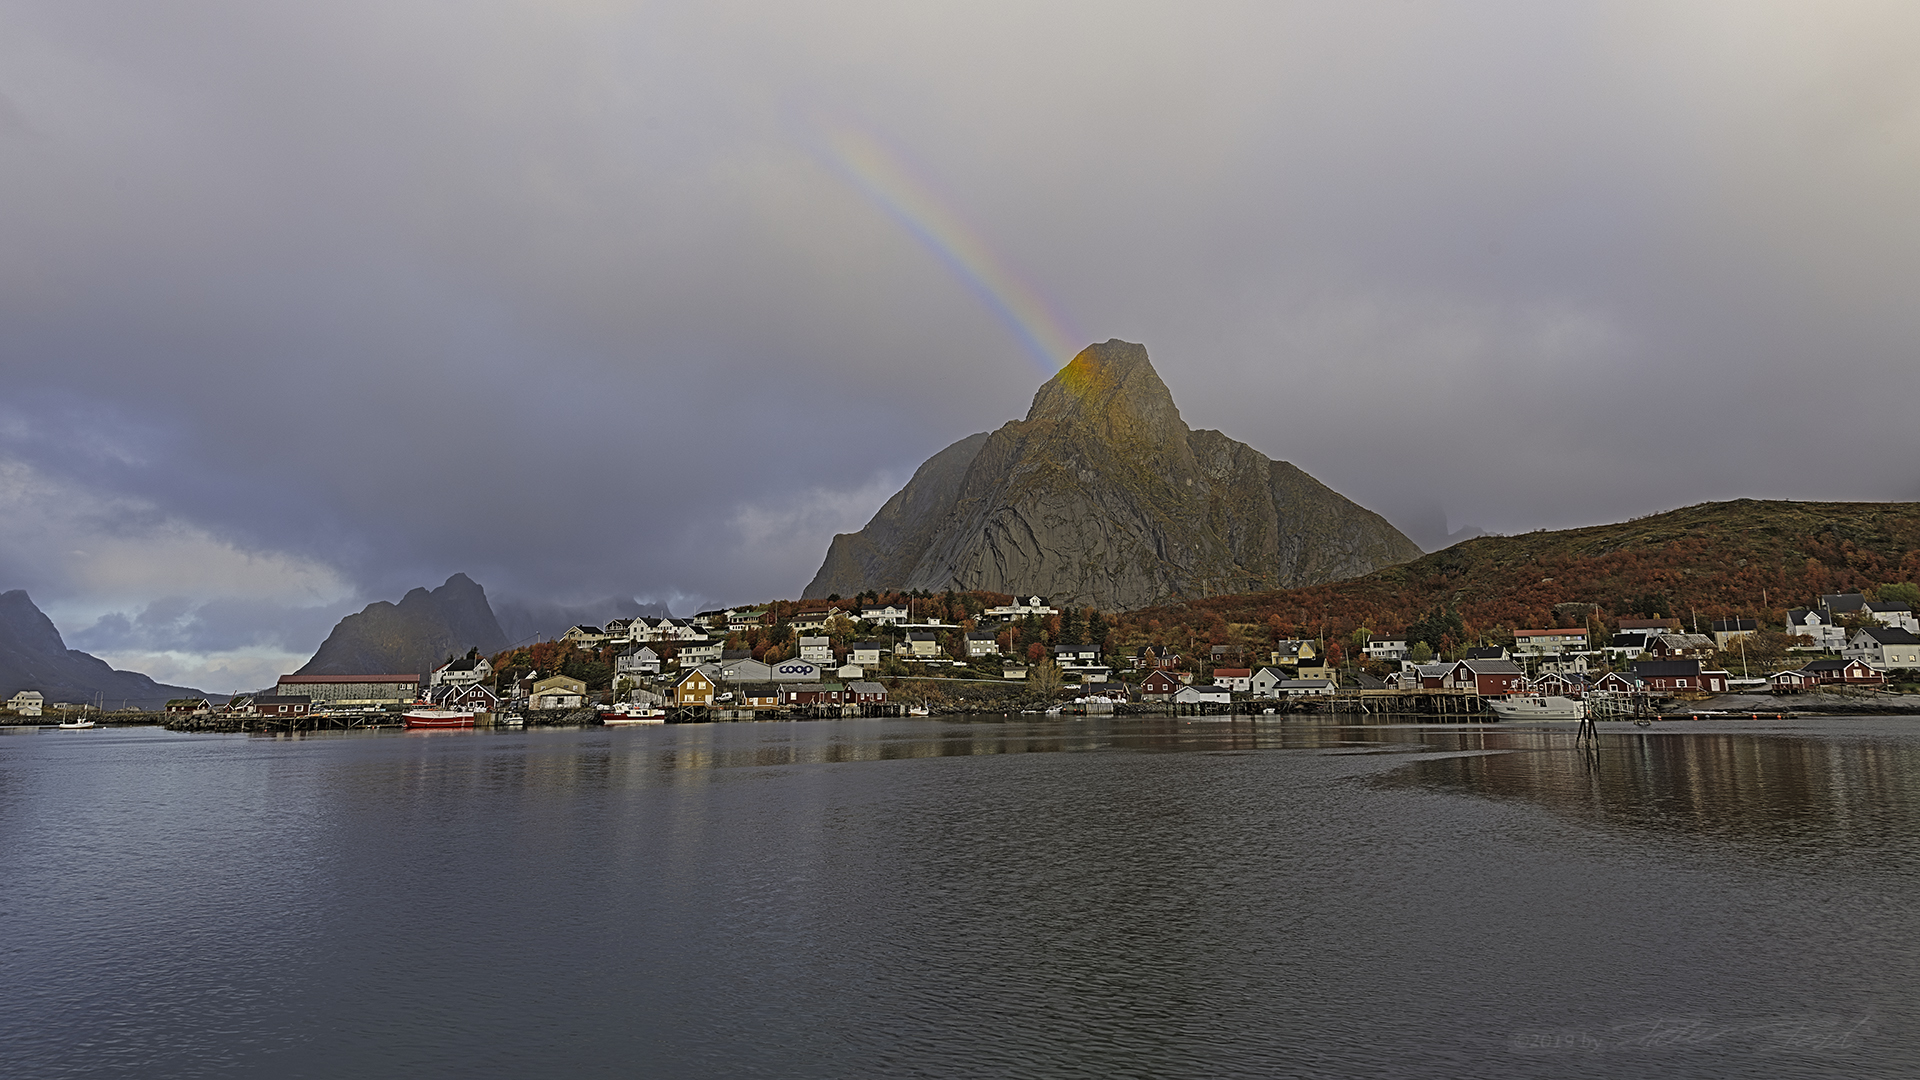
[818, 123, 1080, 373]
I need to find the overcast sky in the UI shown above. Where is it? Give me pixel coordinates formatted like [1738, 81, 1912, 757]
[4, 1, 1919, 692]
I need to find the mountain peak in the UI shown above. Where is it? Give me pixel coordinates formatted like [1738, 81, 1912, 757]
[804, 338, 1423, 607]
[1025, 339, 1184, 449]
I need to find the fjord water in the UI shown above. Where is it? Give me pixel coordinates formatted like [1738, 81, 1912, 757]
[2, 718, 1915, 1079]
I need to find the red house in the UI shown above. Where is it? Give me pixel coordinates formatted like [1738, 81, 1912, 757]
[1446, 659, 1526, 696]
[1801, 658, 1885, 686]
[1140, 670, 1182, 700]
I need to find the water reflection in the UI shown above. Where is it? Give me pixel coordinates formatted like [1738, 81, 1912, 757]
[1386, 720, 1920, 855]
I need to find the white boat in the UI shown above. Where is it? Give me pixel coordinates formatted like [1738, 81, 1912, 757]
[601, 704, 666, 726]
[1487, 695, 1585, 722]
[55, 719, 97, 730]
[402, 705, 476, 729]
[906, 705, 931, 717]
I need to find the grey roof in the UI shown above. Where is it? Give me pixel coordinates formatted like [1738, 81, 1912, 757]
[1458, 659, 1524, 675]
[1710, 618, 1757, 632]
[1822, 593, 1868, 614]
[1857, 626, 1920, 645]
[847, 681, 886, 694]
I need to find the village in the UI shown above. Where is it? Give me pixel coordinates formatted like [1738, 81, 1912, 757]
[21, 585, 1906, 727]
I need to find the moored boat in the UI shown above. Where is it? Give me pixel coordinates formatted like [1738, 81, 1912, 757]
[1486, 695, 1585, 722]
[600, 704, 666, 726]
[54, 718, 97, 730]
[402, 704, 476, 729]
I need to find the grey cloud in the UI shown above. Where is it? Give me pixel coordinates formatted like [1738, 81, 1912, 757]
[3, 0, 1919, 656]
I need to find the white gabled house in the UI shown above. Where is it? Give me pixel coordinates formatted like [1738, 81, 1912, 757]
[1844, 626, 1920, 670]
[430, 654, 493, 687]
[1172, 684, 1230, 705]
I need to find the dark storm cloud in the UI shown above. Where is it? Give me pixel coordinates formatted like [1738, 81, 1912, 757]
[4, 0, 1919, 663]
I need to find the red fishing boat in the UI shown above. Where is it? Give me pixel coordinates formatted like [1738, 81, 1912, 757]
[402, 703, 476, 729]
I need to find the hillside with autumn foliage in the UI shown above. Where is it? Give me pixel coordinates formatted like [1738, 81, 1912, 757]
[1111, 500, 1920, 664]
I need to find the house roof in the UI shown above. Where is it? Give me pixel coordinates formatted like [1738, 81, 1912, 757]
[1867, 601, 1913, 614]
[1617, 617, 1678, 631]
[671, 668, 712, 686]
[1803, 658, 1859, 672]
[1458, 659, 1524, 675]
[1463, 646, 1507, 660]
[1710, 618, 1757, 632]
[1212, 668, 1252, 677]
[1822, 593, 1868, 614]
[847, 681, 886, 694]
[1856, 626, 1920, 645]
[1609, 634, 1647, 647]
[1633, 659, 1702, 677]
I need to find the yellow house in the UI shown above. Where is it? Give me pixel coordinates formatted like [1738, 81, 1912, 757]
[529, 674, 587, 709]
[672, 668, 716, 706]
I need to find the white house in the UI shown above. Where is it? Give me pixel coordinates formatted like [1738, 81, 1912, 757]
[859, 605, 909, 625]
[1783, 608, 1847, 651]
[1361, 635, 1409, 662]
[849, 641, 886, 667]
[1844, 626, 1920, 670]
[1210, 668, 1253, 693]
[984, 596, 1059, 619]
[7, 690, 43, 716]
[1249, 667, 1290, 698]
[430, 655, 493, 687]
[1822, 593, 1920, 634]
[1605, 633, 1649, 661]
[616, 645, 662, 675]
[798, 636, 834, 665]
[966, 631, 1000, 658]
[1275, 679, 1336, 697]
[1172, 684, 1231, 705]
[675, 642, 723, 668]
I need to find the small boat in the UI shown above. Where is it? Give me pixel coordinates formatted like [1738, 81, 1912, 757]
[1487, 695, 1585, 722]
[600, 704, 665, 726]
[402, 704, 476, 729]
[55, 718, 97, 730]
[906, 705, 931, 717]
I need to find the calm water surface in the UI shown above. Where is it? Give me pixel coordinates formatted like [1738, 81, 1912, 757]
[2, 716, 1916, 1078]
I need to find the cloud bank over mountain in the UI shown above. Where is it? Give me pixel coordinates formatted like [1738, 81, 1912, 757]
[4, 1, 1920, 671]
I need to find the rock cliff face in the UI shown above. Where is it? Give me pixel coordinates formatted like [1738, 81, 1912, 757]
[803, 340, 1422, 609]
[0, 590, 209, 708]
[297, 573, 509, 677]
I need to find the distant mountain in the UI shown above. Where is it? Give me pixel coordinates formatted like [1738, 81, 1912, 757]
[493, 596, 670, 647]
[804, 339, 1423, 610]
[1137, 498, 1920, 641]
[0, 590, 211, 709]
[296, 573, 510, 678]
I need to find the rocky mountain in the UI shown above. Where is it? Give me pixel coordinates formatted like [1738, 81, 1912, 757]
[0, 590, 210, 709]
[805, 340, 1423, 609]
[296, 573, 510, 677]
